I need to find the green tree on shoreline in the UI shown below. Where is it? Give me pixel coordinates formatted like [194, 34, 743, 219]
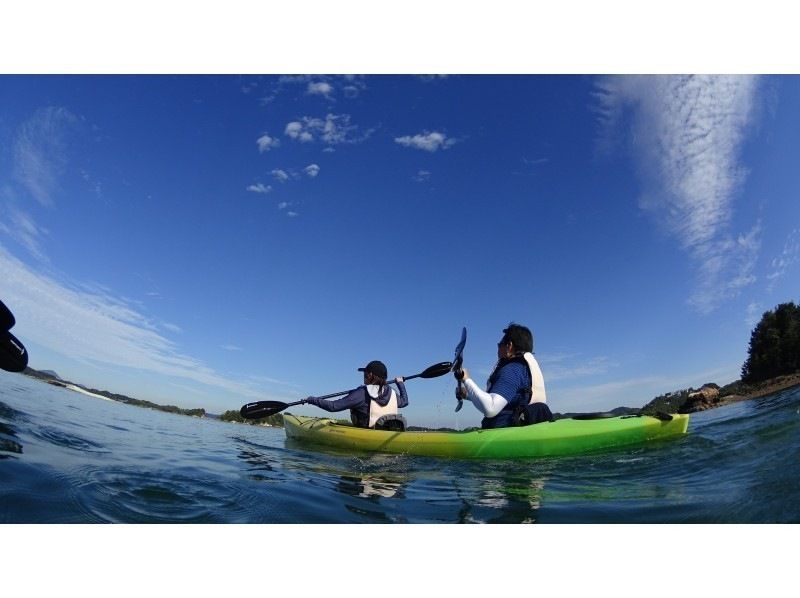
[742, 302, 800, 384]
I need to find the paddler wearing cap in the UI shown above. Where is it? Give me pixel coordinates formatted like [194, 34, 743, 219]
[304, 360, 409, 429]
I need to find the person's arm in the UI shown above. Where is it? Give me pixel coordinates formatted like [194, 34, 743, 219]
[306, 387, 365, 413]
[395, 377, 408, 408]
[461, 363, 525, 417]
[463, 379, 508, 417]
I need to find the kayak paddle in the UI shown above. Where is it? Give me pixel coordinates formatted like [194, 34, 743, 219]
[240, 360, 454, 420]
[452, 327, 467, 412]
[0, 331, 28, 373]
[0, 299, 15, 332]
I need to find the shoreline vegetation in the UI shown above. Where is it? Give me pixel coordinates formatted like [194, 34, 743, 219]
[22, 368, 207, 418]
[17, 301, 800, 430]
[19, 366, 800, 431]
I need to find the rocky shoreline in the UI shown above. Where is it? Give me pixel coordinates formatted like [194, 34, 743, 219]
[673, 374, 800, 413]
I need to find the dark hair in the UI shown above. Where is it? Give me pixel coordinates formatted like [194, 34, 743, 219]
[502, 322, 533, 354]
[365, 371, 387, 387]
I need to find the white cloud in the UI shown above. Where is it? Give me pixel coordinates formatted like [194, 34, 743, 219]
[285, 121, 314, 142]
[246, 182, 272, 194]
[221, 344, 243, 352]
[271, 169, 291, 182]
[0, 247, 266, 400]
[394, 131, 456, 152]
[13, 106, 78, 206]
[256, 133, 280, 152]
[766, 228, 799, 291]
[304, 164, 320, 178]
[284, 114, 371, 145]
[286, 211, 298, 217]
[277, 202, 289, 210]
[307, 81, 333, 97]
[594, 75, 761, 313]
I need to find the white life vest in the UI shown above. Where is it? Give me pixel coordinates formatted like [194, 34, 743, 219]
[523, 352, 547, 404]
[366, 384, 399, 428]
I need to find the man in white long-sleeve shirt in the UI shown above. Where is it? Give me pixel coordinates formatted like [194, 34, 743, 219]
[455, 322, 552, 429]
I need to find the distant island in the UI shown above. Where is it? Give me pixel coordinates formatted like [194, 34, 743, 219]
[19, 301, 800, 429]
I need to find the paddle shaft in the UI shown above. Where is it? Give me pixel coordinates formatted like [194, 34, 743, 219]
[313, 371, 436, 401]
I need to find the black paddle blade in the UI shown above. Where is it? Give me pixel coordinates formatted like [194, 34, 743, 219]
[452, 327, 467, 372]
[0, 331, 28, 373]
[0, 299, 15, 332]
[240, 400, 288, 419]
[419, 361, 454, 379]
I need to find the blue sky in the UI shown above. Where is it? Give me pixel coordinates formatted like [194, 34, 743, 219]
[1, 74, 798, 428]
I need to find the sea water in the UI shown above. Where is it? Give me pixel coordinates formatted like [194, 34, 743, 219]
[1, 370, 799, 524]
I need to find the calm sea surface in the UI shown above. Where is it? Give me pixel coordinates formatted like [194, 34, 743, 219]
[2, 370, 799, 523]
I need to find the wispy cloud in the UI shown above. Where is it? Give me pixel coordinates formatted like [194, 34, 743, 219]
[13, 106, 78, 206]
[394, 131, 456, 152]
[246, 182, 272, 194]
[746, 302, 763, 328]
[0, 247, 268, 400]
[555, 361, 740, 412]
[256, 76, 367, 105]
[413, 170, 431, 182]
[284, 114, 372, 145]
[556, 375, 669, 411]
[342, 76, 366, 98]
[304, 164, 320, 178]
[522, 157, 549, 167]
[277, 201, 299, 217]
[0, 202, 49, 262]
[540, 353, 617, 382]
[594, 75, 761, 313]
[221, 344, 243, 352]
[256, 132, 280, 152]
[766, 228, 799, 291]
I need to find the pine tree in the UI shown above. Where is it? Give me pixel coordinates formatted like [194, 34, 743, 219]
[741, 302, 800, 383]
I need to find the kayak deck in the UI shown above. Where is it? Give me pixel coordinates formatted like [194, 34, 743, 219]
[282, 413, 690, 459]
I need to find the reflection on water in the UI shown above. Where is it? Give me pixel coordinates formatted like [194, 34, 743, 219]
[336, 473, 405, 499]
[454, 465, 550, 523]
[0, 400, 23, 458]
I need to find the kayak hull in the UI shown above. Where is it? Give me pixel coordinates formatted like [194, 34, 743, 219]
[282, 413, 690, 459]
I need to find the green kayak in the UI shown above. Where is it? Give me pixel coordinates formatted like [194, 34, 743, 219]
[282, 412, 690, 459]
